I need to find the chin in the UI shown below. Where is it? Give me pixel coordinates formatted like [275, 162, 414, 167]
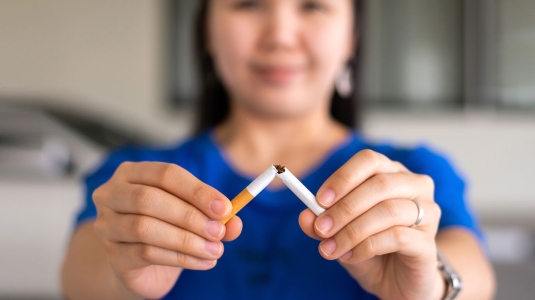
[243, 94, 319, 120]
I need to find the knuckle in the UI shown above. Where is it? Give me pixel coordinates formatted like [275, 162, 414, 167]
[178, 232, 193, 251]
[158, 163, 179, 185]
[192, 183, 212, 203]
[360, 149, 382, 167]
[175, 251, 188, 266]
[139, 245, 154, 262]
[393, 227, 409, 247]
[131, 186, 156, 213]
[393, 161, 405, 170]
[93, 216, 106, 236]
[131, 216, 151, 241]
[418, 174, 435, 190]
[336, 171, 356, 186]
[429, 202, 442, 220]
[382, 200, 401, 221]
[338, 199, 357, 217]
[92, 186, 108, 205]
[345, 222, 362, 242]
[373, 174, 392, 192]
[362, 237, 375, 258]
[117, 161, 134, 174]
[102, 239, 116, 253]
[359, 149, 376, 159]
[180, 205, 200, 227]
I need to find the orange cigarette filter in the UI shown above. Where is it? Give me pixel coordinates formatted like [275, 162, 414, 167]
[221, 165, 278, 224]
[221, 189, 254, 224]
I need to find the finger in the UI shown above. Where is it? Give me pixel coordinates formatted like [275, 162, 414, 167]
[298, 209, 321, 240]
[316, 149, 409, 208]
[118, 162, 231, 220]
[222, 216, 243, 241]
[337, 226, 434, 265]
[98, 213, 224, 261]
[314, 172, 434, 238]
[317, 199, 431, 260]
[108, 241, 217, 271]
[106, 183, 225, 242]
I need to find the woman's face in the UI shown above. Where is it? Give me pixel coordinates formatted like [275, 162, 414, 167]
[207, 0, 355, 119]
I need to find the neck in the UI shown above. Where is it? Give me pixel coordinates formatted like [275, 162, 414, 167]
[215, 105, 349, 177]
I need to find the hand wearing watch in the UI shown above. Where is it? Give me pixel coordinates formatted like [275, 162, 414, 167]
[437, 249, 463, 300]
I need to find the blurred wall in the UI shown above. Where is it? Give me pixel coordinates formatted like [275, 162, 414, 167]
[499, 0, 535, 105]
[362, 0, 464, 104]
[0, 0, 187, 142]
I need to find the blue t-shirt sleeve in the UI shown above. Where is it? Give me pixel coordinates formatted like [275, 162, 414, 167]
[76, 145, 182, 227]
[403, 146, 483, 241]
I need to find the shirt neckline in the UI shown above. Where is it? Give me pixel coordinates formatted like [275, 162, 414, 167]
[206, 129, 358, 194]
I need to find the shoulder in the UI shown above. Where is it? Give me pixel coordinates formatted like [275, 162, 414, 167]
[345, 132, 464, 183]
[76, 131, 216, 226]
[84, 130, 214, 183]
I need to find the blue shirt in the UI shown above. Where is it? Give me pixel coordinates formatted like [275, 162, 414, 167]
[76, 130, 482, 300]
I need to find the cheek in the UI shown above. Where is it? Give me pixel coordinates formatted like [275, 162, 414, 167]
[306, 21, 354, 84]
[209, 17, 257, 88]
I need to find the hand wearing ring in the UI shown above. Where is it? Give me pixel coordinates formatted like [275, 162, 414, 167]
[410, 199, 425, 228]
[298, 149, 443, 300]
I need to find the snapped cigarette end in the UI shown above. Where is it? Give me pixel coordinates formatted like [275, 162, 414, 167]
[274, 164, 286, 174]
[275, 166, 326, 216]
[222, 164, 325, 224]
[221, 165, 278, 224]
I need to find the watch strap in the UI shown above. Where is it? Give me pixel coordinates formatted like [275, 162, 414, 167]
[437, 249, 463, 300]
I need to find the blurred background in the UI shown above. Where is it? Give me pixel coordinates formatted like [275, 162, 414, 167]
[0, 0, 534, 299]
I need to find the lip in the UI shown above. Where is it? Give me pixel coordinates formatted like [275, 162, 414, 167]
[252, 64, 303, 84]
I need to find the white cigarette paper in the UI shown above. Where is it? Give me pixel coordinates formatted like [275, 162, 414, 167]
[247, 164, 278, 196]
[222, 165, 277, 224]
[275, 165, 326, 216]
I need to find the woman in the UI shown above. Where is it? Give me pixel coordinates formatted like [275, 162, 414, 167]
[61, 0, 495, 299]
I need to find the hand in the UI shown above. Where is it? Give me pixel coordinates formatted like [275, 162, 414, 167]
[299, 150, 444, 300]
[93, 162, 243, 299]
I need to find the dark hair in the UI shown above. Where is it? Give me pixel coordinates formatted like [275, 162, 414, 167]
[194, 0, 363, 133]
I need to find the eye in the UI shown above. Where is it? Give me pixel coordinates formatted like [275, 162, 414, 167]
[302, 1, 325, 12]
[234, 0, 261, 10]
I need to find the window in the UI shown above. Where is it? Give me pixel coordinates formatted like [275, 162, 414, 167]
[168, 0, 535, 111]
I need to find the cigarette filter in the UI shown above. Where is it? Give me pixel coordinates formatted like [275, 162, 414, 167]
[275, 165, 326, 216]
[221, 165, 278, 224]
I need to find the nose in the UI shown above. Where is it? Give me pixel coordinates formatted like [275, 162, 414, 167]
[260, 4, 300, 52]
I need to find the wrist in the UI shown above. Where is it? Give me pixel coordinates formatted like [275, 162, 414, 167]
[430, 267, 447, 300]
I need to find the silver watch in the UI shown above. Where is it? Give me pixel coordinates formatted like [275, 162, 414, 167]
[437, 249, 462, 300]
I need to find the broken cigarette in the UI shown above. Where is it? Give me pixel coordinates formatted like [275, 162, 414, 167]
[274, 164, 326, 216]
[221, 165, 278, 224]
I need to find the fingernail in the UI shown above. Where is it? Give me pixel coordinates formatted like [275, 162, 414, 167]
[318, 189, 335, 206]
[315, 216, 333, 234]
[206, 221, 223, 238]
[205, 241, 222, 256]
[340, 250, 353, 261]
[210, 199, 228, 216]
[320, 239, 336, 256]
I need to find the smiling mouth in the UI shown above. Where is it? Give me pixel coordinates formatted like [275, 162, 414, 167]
[252, 64, 303, 84]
